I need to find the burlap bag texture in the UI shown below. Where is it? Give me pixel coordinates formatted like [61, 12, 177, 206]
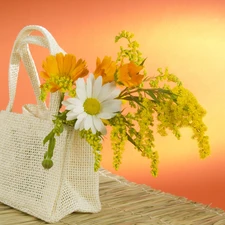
[0, 25, 101, 223]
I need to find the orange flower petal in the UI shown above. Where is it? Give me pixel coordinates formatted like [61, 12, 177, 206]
[63, 54, 73, 75]
[93, 56, 116, 84]
[45, 55, 59, 75]
[118, 62, 144, 87]
[56, 53, 64, 74]
[49, 83, 60, 92]
[71, 59, 88, 81]
[40, 71, 50, 80]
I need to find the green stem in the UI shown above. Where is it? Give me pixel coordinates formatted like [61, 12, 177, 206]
[119, 88, 173, 99]
[58, 93, 65, 112]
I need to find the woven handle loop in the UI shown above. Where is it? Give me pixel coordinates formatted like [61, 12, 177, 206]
[6, 25, 66, 116]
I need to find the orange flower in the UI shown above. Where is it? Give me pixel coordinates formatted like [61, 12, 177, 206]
[40, 53, 88, 100]
[117, 62, 144, 87]
[93, 56, 117, 84]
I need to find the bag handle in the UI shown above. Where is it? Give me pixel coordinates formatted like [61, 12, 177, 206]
[6, 25, 66, 117]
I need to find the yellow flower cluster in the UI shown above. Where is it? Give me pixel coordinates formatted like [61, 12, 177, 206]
[150, 68, 210, 159]
[109, 114, 128, 170]
[80, 130, 103, 171]
[136, 99, 159, 176]
[40, 76, 75, 100]
[149, 151, 159, 177]
[124, 99, 160, 176]
[115, 30, 144, 66]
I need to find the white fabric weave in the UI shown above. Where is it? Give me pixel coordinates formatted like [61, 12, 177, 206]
[0, 25, 101, 223]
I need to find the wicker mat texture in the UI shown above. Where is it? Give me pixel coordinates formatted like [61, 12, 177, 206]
[0, 169, 225, 225]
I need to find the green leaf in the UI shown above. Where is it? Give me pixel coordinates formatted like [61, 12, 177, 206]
[127, 134, 136, 146]
[122, 96, 145, 108]
[146, 90, 159, 103]
[127, 134, 142, 153]
[140, 58, 147, 66]
[43, 131, 54, 145]
[59, 124, 64, 134]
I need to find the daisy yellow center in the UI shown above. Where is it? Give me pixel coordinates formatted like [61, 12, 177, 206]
[83, 98, 101, 115]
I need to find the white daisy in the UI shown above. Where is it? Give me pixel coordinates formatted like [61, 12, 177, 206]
[62, 74, 121, 135]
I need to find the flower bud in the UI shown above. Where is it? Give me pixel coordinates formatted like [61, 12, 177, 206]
[42, 159, 53, 169]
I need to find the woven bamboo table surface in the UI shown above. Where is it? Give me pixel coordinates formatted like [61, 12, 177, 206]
[1, 169, 225, 225]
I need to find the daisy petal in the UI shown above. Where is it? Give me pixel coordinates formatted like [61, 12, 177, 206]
[97, 112, 116, 119]
[104, 88, 121, 101]
[65, 104, 77, 110]
[75, 112, 87, 130]
[75, 118, 83, 130]
[76, 78, 87, 102]
[71, 106, 84, 115]
[77, 111, 87, 120]
[62, 100, 70, 107]
[90, 123, 97, 134]
[93, 116, 107, 135]
[79, 119, 85, 130]
[62, 100, 76, 110]
[62, 98, 83, 110]
[76, 117, 85, 131]
[101, 99, 122, 113]
[84, 115, 92, 130]
[92, 75, 102, 98]
[67, 111, 78, 120]
[97, 82, 115, 102]
[86, 74, 93, 98]
[98, 82, 120, 102]
[66, 98, 82, 106]
[89, 73, 95, 81]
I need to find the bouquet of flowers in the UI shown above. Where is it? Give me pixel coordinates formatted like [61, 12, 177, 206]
[40, 31, 210, 177]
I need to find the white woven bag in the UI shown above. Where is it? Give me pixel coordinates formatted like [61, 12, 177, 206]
[0, 25, 101, 223]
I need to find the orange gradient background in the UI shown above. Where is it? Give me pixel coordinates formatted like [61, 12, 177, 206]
[0, 0, 225, 210]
